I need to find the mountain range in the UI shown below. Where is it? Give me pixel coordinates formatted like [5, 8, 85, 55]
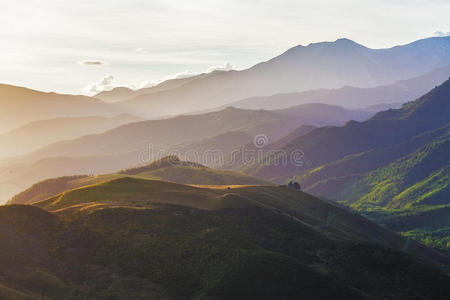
[0, 84, 121, 133]
[1, 35, 450, 298]
[243, 78, 450, 253]
[0, 114, 142, 159]
[108, 37, 450, 118]
[228, 65, 450, 110]
[0, 103, 374, 204]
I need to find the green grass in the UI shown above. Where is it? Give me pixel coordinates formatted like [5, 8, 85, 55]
[10, 157, 269, 206]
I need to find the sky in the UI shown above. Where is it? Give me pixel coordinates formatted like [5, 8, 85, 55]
[0, 0, 449, 95]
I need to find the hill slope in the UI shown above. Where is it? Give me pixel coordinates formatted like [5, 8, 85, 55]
[9, 156, 270, 205]
[3, 178, 447, 299]
[248, 80, 450, 253]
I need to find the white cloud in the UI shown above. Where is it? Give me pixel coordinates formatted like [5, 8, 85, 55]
[128, 70, 198, 90]
[83, 75, 114, 95]
[127, 63, 234, 90]
[78, 59, 106, 66]
[435, 31, 450, 37]
[206, 62, 235, 73]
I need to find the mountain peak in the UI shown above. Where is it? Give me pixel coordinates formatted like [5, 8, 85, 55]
[302, 38, 365, 49]
[334, 37, 358, 45]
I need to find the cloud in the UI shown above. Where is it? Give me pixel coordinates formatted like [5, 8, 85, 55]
[83, 75, 114, 95]
[78, 60, 106, 66]
[434, 31, 450, 37]
[129, 70, 198, 90]
[128, 63, 235, 90]
[206, 62, 235, 73]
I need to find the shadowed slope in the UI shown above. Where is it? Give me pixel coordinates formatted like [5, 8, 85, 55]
[245, 78, 450, 181]
[2, 177, 450, 298]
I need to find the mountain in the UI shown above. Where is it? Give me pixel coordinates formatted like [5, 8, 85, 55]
[0, 114, 142, 159]
[296, 124, 450, 195]
[0, 103, 372, 204]
[275, 103, 373, 124]
[15, 104, 373, 163]
[113, 37, 450, 118]
[228, 65, 450, 110]
[94, 73, 211, 103]
[246, 79, 450, 253]
[0, 84, 121, 133]
[219, 125, 317, 171]
[9, 156, 270, 205]
[331, 136, 449, 210]
[2, 177, 450, 298]
[302, 131, 450, 253]
[245, 79, 450, 181]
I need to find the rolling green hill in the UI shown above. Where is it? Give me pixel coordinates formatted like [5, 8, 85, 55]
[2, 178, 450, 299]
[9, 156, 269, 205]
[304, 135, 450, 253]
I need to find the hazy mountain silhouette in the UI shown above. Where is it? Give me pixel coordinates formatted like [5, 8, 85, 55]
[228, 65, 450, 110]
[245, 79, 450, 181]
[0, 104, 373, 204]
[0, 84, 121, 133]
[94, 73, 211, 103]
[0, 114, 142, 159]
[114, 37, 450, 118]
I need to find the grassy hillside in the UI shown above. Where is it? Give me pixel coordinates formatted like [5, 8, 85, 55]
[276, 81, 450, 253]
[9, 157, 269, 205]
[2, 178, 450, 299]
[343, 138, 450, 209]
[308, 137, 450, 253]
[296, 124, 450, 191]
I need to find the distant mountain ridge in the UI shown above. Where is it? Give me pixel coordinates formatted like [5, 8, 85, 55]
[0, 84, 121, 133]
[0, 103, 373, 204]
[0, 114, 143, 159]
[244, 79, 450, 181]
[228, 65, 450, 110]
[94, 73, 212, 103]
[113, 36, 450, 118]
